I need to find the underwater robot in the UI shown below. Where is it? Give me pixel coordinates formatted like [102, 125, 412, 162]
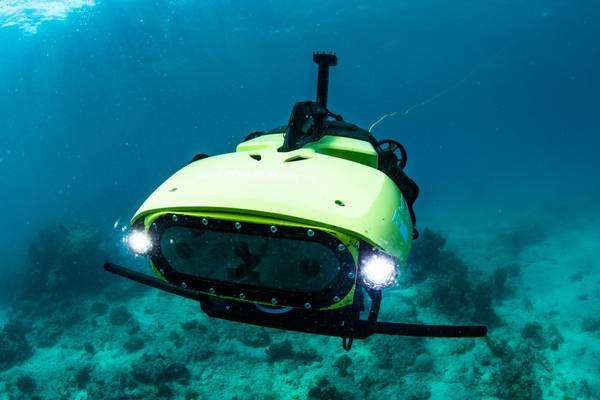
[104, 53, 487, 349]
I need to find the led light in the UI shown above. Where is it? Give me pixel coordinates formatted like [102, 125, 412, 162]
[126, 230, 153, 255]
[361, 254, 397, 289]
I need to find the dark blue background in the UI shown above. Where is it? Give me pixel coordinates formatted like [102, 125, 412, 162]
[1, 0, 599, 293]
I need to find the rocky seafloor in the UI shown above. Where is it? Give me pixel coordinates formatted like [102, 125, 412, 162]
[0, 214, 599, 400]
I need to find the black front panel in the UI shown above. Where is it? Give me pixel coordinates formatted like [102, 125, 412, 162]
[148, 213, 357, 309]
[160, 225, 341, 293]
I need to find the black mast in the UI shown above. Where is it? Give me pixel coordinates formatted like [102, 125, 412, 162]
[280, 52, 339, 152]
[313, 52, 337, 108]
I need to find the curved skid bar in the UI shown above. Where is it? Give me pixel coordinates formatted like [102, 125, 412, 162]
[104, 262, 487, 339]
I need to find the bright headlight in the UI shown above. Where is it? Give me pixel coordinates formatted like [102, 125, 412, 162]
[361, 254, 397, 289]
[126, 230, 153, 255]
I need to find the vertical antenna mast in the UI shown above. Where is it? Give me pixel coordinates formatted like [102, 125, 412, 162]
[313, 52, 337, 108]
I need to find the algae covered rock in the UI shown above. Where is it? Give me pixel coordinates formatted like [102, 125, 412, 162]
[521, 322, 545, 347]
[180, 319, 208, 334]
[265, 339, 294, 362]
[413, 353, 434, 373]
[237, 328, 271, 348]
[109, 305, 133, 326]
[15, 374, 37, 395]
[131, 352, 191, 385]
[123, 335, 145, 353]
[265, 339, 321, 364]
[308, 376, 353, 400]
[334, 354, 353, 377]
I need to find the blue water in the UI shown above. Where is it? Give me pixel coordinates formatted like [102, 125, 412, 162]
[1, 1, 599, 399]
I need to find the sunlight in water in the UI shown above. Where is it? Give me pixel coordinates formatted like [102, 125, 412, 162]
[0, 0, 95, 33]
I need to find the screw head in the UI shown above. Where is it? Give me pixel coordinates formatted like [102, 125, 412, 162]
[181, 282, 187, 289]
[270, 225, 278, 233]
[307, 229, 315, 237]
[333, 296, 340, 303]
[337, 244, 346, 251]
[209, 288, 215, 295]
[304, 302, 312, 309]
[271, 298, 278, 305]
[172, 214, 178, 222]
[347, 272, 355, 279]
[202, 218, 208, 225]
[239, 293, 246, 300]
[235, 222, 242, 230]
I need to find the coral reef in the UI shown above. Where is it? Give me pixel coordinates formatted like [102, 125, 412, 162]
[17, 224, 119, 312]
[369, 336, 426, 370]
[492, 263, 521, 300]
[0, 320, 33, 372]
[520, 322, 564, 350]
[411, 229, 501, 325]
[495, 223, 547, 256]
[408, 229, 449, 282]
[32, 305, 86, 348]
[0, 220, 597, 399]
[90, 301, 109, 316]
[581, 318, 600, 333]
[73, 364, 94, 388]
[490, 346, 543, 400]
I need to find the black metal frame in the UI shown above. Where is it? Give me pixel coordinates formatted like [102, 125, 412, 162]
[147, 213, 357, 310]
[104, 262, 487, 349]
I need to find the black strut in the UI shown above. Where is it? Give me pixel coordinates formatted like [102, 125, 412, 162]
[313, 52, 337, 108]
